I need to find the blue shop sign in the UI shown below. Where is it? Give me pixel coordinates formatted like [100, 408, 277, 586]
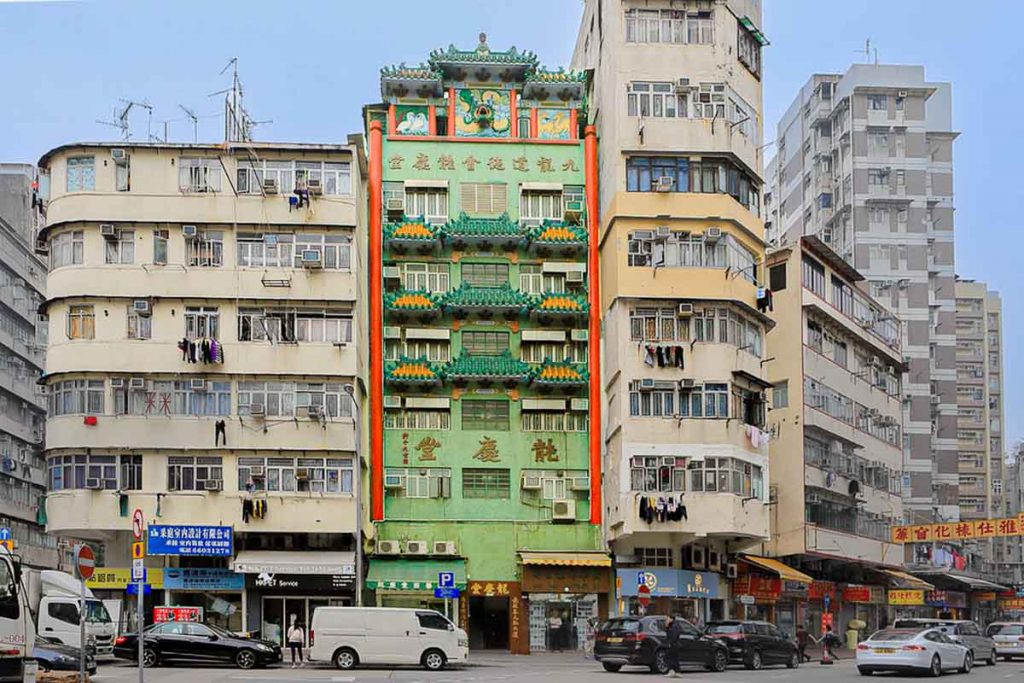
[163, 568, 244, 591]
[617, 569, 719, 599]
[678, 569, 719, 599]
[147, 525, 233, 556]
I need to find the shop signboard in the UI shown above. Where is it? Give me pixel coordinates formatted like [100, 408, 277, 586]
[733, 575, 780, 601]
[869, 586, 886, 604]
[678, 570, 718, 598]
[147, 525, 233, 556]
[162, 568, 244, 591]
[999, 597, 1024, 610]
[521, 565, 608, 593]
[891, 516, 1023, 544]
[889, 589, 925, 606]
[617, 569, 678, 597]
[153, 606, 203, 623]
[87, 568, 165, 590]
[782, 580, 808, 596]
[974, 592, 997, 602]
[842, 585, 872, 603]
[809, 581, 836, 600]
[251, 573, 355, 591]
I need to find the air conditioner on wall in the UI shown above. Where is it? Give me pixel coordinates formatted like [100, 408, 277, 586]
[132, 299, 151, 316]
[726, 563, 739, 579]
[204, 479, 223, 492]
[300, 249, 323, 269]
[306, 178, 323, 195]
[386, 197, 405, 213]
[521, 474, 542, 490]
[433, 541, 457, 556]
[85, 478, 102, 490]
[262, 178, 279, 194]
[675, 78, 693, 93]
[249, 466, 265, 478]
[182, 224, 198, 238]
[640, 378, 656, 390]
[384, 473, 404, 488]
[704, 227, 722, 243]
[377, 540, 401, 555]
[566, 270, 585, 285]
[653, 176, 674, 192]
[552, 499, 575, 522]
[248, 403, 266, 416]
[190, 378, 207, 391]
[404, 540, 428, 555]
[100, 224, 116, 239]
[677, 303, 694, 318]
[111, 148, 128, 163]
[109, 378, 125, 389]
[129, 377, 146, 390]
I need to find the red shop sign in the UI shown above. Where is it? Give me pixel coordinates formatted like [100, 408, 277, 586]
[734, 575, 781, 600]
[809, 581, 836, 599]
[842, 585, 872, 603]
[153, 606, 203, 623]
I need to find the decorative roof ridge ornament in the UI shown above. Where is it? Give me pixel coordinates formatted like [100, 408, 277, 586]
[477, 32, 490, 56]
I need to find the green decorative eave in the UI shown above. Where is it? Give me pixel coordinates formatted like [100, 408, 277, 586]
[384, 217, 441, 248]
[739, 16, 770, 45]
[532, 359, 590, 386]
[528, 221, 587, 245]
[381, 63, 444, 81]
[441, 282, 532, 314]
[385, 356, 443, 386]
[445, 351, 531, 383]
[532, 293, 590, 318]
[525, 67, 587, 85]
[428, 38, 539, 70]
[384, 290, 442, 313]
[441, 212, 525, 246]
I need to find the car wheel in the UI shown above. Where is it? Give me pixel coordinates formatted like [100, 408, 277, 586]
[422, 648, 446, 671]
[651, 648, 669, 674]
[234, 649, 257, 670]
[334, 647, 358, 670]
[959, 651, 973, 674]
[987, 650, 997, 666]
[710, 649, 728, 673]
[858, 667, 873, 676]
[142, 648, 159, 668]
[1002, 655, 1013, 662]
[929, 654, 942, 677]
[745, 650, 763, 670]
[787, 651, 800, 669]
[601, 662, 622, 672]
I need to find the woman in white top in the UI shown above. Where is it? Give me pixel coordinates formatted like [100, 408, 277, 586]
[287, 621, 305, 667]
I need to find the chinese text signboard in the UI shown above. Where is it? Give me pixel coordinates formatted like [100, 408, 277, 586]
[888, 589, 925, 606]
[732, 575, 781, 601]
[891, 516, 1023, 544]
[147, 525, 233, 556]
[153, 606, 203, 623]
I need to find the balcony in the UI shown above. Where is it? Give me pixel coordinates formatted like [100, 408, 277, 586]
[383, 217, 442, 254]
[530, 293, 589, 325]
[526, 222, 588, 258]
[383, 290, 442, 322]
[805, 524, 903, 567]
[610, 490, 769, 544]
[442, 283, 533, 320]
[445, 352, 531, 388]
[384, 357, 443, 389]
[440, 212, 525, 251]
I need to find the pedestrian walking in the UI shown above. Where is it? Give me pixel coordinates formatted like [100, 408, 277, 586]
[664, 614, 687, 678]
[822, 625, 841, 662]
[796, 625, 812, 663]
[287, 620, 305, 668]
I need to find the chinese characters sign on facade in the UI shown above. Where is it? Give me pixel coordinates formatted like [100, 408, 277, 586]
[473, 436, 500, 462]
[147, 525, 233, 556]
[891, 516, 1024, 544]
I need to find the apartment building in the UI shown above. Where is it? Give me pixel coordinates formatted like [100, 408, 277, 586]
[573, 0, 777, 622]
[770, 65, 959, 526]
[364, 36, 605, 654]
[765, 236, 907, 634]
[0, 164, 55, 568]
[36, 141, 365, 642]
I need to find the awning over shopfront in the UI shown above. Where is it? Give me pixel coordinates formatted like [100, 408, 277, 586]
[366, 558, 467, 590]
[519, 551, 612, 567]
[877, 569, 934, 590]
[740, 555, 814, 584]
[926, 573, 1009, 592]
[232, 551, 355, 575]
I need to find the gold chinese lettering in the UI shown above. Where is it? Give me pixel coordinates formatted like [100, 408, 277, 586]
[537, 157, 554, 173]
[415, 436, 441, 462]
[438, 154, 455, 171]
[388, 154, 405, 170]
[413, 153, 431, 171]
[531, 438, 559, 463]
[463, 155, 479, 171]
[512, 156, 529, 172]
[487, 156, 505, 171]
[473, 436, 500, 462]
[561, 159, 579, 172]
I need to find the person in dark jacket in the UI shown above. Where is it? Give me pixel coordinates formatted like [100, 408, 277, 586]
[664, 614, 687, 677]
[796, 625, 812, 662]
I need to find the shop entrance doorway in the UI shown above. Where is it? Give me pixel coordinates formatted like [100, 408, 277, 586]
[261, 596, 345, 646]
[468, 596, 509, 650]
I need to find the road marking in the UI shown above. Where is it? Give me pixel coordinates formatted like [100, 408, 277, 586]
[330, 678, 355, 682]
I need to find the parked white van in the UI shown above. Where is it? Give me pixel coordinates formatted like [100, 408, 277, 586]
[308, 607, 468, 671]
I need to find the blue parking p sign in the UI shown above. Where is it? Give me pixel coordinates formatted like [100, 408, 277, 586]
[438, 571, 455, 588]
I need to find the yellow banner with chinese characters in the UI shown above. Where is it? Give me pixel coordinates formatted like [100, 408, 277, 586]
[888, 589, 925, 606]
[891, 516, 1023, 544]
[86, 567, 164, 590]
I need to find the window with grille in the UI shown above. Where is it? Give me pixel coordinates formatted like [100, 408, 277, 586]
[67, 305, 95, 339]
[402, 263, 449, 292]
[628, 381, 675, 417]
[385, 467, 451, 498]
[462, 331, 510, 355]
[519, 190, 563, 224]
[384, 408, 451, 430]
[66, 156, 96, 192]
[185, 306, 219, 339]
[168, 456, 223, 491]
[293, 233, 351, 270]
[627, 82, 687, 119]
[463, 468, 510, 499]
[519, 264, 567, 294]
[187, 230, 224, 267]
[461, 263, 509, 287]
[636, 547, 673, 567]
[237, 233, 294, 268]
[521, 341, 587, 363]
[459, 183, 507, 215]
[631, 456, 687, 492]
[687, 457, 763, 497]
[629, 308, 687, 342]
[462, 400, 510, 431]
[405, 188, 449, 225]
[521, 411, 588, 432]
[384, 339, 450, 362]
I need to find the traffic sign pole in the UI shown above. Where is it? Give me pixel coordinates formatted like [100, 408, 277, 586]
[135, 512, 145, 683]
[79, 574, 86, 683]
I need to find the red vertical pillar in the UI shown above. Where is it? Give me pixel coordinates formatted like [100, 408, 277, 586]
[510, 89, 519, 138]
[387, 104, 396, 136]
[427, 105, 437, 136]
[529, 108, 538, 139]
[584, 124, 602, 526]
[570, 108, 578, 140]
[368, 119, 385, 522]
[447, 87, 456, 137]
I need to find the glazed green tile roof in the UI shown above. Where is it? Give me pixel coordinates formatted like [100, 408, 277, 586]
[428, 39, 539, 69]
[384, 356, 442, 383]
[529, 221, 588, 244]
[446, 351, 531, 380]
[441, 212, 524, 239]
[441, 282, 532, 310]
[384, 218, 440, 242]
[533, 359, 590, 384]
[534, 293, 590, 313]
[384, 290, 441, 311]
[380, 63, 444, 81]
[525, 67, 587, 84]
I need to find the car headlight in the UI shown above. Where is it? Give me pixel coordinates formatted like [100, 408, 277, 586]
[256, 644, 272, 652]
[57, 655, 76, 663]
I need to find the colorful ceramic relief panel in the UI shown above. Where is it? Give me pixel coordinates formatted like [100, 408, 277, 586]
[395, 105, 430, 136]
[537, 108, 571, 140]
[455, 89, 511, 137]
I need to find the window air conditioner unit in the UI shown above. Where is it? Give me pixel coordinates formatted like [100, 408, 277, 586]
[433, 541, 458, 556]
[249, 466, 265, 478]
[132, 299, 151, 316]
[248, 403, 266, 416]
[295, 468, 310, 480]
[129, 377, 146, 391]
[377, 539, 401, 555]
[566, 271, 585, 285]
[675, 78, 693, 93]
[653, 176, 674, 192]
[100, 224, 117, 239]
[640, 378, 656, 390]
[656, 226, 671, 239]
[111, 148, 128, 163]
[570, 328, 588, 342]
[897, 90, 908, 98]
[685, 545, 706, 570]
[704, 227, 723, 243]
[930, 395, 941, 405]
[262, 178, 279, 194]
[522, 474, 542, 490]
[552, 499, 576, 522]
[182, 224, 198, 239]
[384, 473, 404, 489]
[85, 478, 102, 490]
[726, 563, 739, 579]
[306, 178, 323, 195]
[300, 249, 323, 269]
[404, 540, 428, 555]
[306, 405, 324, 419]
[189, 378, 207, 391]
[563, 200, 584, 222]
[680, 378, 695, 388]
[383, 326, 402, 339]
[204, 479, 223, 492]
[383, 266, 402, 281]
[570, 477, 590, 491]
[677, 303, 694, 318]
[386, 197, 406, 213]
[570, 398, 589, 412]
[383, 396, 402, 409]
[109, 378, 125, 389]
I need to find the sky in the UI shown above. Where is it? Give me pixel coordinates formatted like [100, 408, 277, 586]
[1, 0, 1021, 449]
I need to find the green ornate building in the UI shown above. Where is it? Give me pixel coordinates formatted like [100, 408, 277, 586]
[364, 35, 606, 653]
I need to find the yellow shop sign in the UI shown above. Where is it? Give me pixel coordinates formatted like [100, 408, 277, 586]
[86, 568, 164, 590]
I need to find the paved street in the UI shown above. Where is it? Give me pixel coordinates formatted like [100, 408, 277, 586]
[91, 654, 1024, 683]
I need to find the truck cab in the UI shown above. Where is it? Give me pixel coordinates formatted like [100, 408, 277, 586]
[28, 571, 114, 656]
[0, 546, 34, 683]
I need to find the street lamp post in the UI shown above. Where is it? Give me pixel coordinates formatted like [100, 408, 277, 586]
[343, 384, 363, 606]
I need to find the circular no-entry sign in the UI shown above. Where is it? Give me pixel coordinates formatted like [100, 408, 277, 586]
[132, 508, 144, 540]
[75, 544, 95, 581]
[637, 583, 652, 608]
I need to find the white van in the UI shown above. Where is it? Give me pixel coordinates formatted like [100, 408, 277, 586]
[309, 607, 468, 671]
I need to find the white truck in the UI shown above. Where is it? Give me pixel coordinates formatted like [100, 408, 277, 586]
[0, 545, 34, 683]
[25, 569, 115, 656]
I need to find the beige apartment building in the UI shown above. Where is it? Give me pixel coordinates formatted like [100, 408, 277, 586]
[764, 236, 907, 633]
[36, 141, 365, 640]
[573, 0, 777, 621]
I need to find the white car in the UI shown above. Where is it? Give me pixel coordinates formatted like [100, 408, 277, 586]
[985, 623, 1024, 660]
[857, 628, 973, 677]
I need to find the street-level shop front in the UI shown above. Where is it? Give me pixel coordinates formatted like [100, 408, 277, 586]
[87, 567, 166, 634]
[734, 556, 814, 631]
[233, 550, 356, 646]
[616, 568, 723, 623]
[366, 558, 467, 623]
[888, 588, 967, 620]
[161, 567, 245, 632]
[520, 552, 611, 654]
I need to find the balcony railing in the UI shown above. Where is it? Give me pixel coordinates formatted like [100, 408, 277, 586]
[806, 503, 892, 542]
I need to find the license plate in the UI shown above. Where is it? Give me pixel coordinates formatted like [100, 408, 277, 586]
[1007, 642, 1019, 647]
[607, 637, 623, 643]
[874, 648, 896, 654]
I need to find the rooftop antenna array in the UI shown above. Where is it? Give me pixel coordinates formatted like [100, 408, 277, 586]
[178, 105, 200, 144]
[209, 58, 270, 143]
[96, 98, 153, 141]
[855, 38, 879, 65]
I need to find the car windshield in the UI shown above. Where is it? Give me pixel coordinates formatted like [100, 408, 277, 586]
[706, 623, 742, 634]
[205, 623, 238, 638]
[987, 624, 1024, 636]
[84, 600, 110, 623]
[870, 630, 919, 641]
[601, 619, 640, 633]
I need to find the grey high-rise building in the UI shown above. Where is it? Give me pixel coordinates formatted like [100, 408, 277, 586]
[768, 65, 958, 526]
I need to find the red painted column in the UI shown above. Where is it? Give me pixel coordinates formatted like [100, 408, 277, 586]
[427, 105, 437, 136]
[510, 89, 519, 138]
[569, 108, 578, 140]
[387, 104, 396, 136]
[368, 119, 385, 522]
[529, 107, 538, 139]
[584, 124, 602, 526]
[447, 87, 456, 136]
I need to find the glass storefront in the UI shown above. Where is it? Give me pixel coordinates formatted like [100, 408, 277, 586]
[527, 593, 597, 652]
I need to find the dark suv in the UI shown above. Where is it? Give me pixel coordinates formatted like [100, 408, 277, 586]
[594, 616, 729, 674]
[705, 620, 800, 669]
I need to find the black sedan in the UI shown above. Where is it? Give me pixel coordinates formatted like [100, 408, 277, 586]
[595, 616, 729, 674]
[114, 622, 282, 669]
[34, 637, 97, 675]
[705, 620, 800, 669]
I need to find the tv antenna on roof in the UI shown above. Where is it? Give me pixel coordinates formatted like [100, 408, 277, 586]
[209, 58, 270, 143]
[96, 98, 153, 141]
[179, 105, 200, 144]
[855, 38, 878, 65]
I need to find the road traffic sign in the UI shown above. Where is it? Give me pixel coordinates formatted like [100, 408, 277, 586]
[131, 541, 145, 559]
[738, 594, 755, 605]
[132, 509, 144, 540]
[75, 544, 95, 580]
[637, 583, 652, 608]
[0, 527, 10, 541]
[434, 587, 460, 599]
[131, 558, 145, 582]
[438, 571, 455, 588]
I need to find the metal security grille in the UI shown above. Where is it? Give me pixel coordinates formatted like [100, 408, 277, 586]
[462, 468, 511, 499]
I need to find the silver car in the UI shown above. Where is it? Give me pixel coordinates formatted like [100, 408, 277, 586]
[892, 618, 997, 666]
[985, 622, 1024, 660]
[857, 628, 973, 677]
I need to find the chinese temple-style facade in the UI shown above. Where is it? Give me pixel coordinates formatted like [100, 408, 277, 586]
[364, 35, 607, 653]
